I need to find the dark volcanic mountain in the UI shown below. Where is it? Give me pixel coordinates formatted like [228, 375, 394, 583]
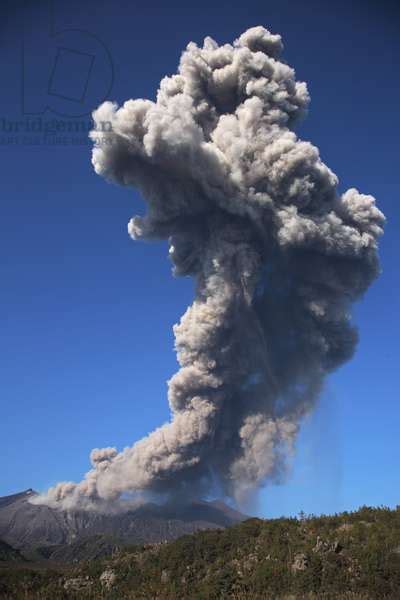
[0, 489, 246, 560]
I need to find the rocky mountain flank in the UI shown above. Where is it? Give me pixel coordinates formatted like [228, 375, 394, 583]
[0, 489, 245, 560]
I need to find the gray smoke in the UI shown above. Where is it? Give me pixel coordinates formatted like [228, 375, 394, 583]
[34, 26, 384, 510]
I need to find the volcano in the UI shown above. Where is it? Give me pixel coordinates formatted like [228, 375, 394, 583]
[0, 489, 246, 561]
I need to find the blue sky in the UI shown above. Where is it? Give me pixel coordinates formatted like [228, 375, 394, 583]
[1, 0, 399, 517]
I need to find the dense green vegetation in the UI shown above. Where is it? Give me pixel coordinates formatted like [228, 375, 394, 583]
[1, 505, 400, 599]
[0, 540, 24, 563]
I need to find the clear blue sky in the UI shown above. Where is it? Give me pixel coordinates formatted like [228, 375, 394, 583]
[1, 0, 399, 517]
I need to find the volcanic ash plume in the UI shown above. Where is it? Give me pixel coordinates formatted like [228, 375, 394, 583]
[35, 26, 384, 510]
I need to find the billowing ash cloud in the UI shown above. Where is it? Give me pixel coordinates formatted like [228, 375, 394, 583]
[34, 26, 384, 510]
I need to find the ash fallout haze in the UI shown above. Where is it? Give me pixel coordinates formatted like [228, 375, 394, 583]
[34, 25, 384, 512]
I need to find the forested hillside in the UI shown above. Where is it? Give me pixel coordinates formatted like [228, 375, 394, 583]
[1, 505, 399, 599]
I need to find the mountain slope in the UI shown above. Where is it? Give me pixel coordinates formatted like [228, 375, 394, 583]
[0, 489, 246, 558]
